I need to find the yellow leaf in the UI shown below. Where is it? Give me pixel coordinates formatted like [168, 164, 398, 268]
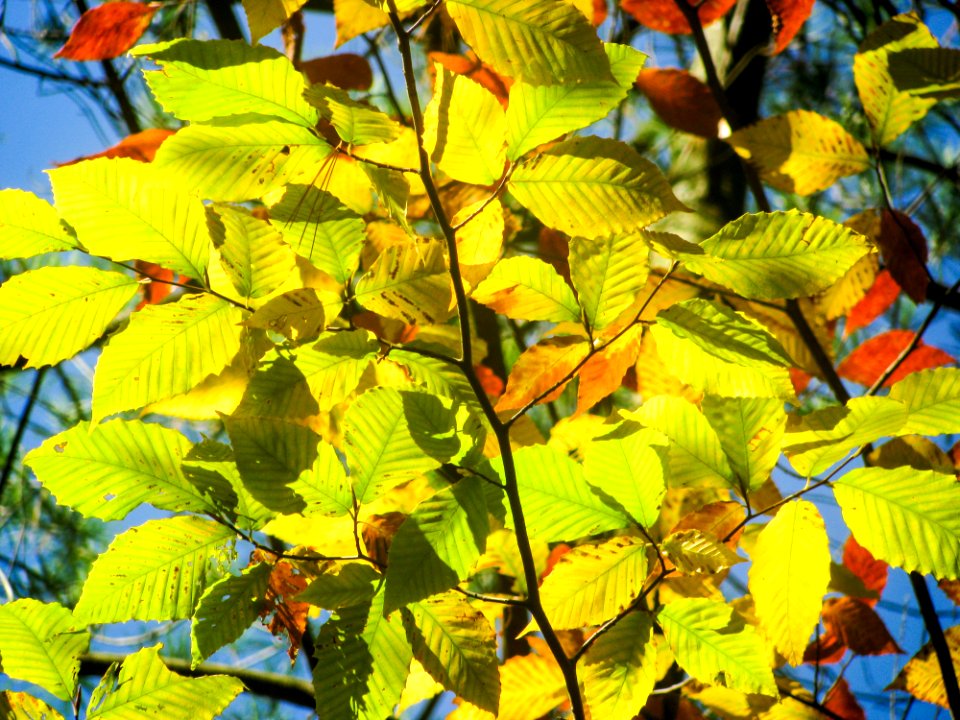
[496, 336, 590, 411]
[748, 500, 830, 665]
[888, 624, 960, 708]
[242, 0, 309, 44]
[453, 198, 505, 290]
[333, 0, 388, 47]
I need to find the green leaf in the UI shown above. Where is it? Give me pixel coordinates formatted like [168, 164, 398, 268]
[508, 136, 687, 240]
[305, 83, 402, 145]
[702, 396, 786, 494]
[834, 466, 960, 579]
[214, 205, 296, 299]
[131, 39, 317, 126]
[582, 422, 667, 527]
[445, 0, 612, 85]
[0, 267, 138, 368]
[191, 562, 272, 666]
[582, 612, 657, 720]
[24, 419, 210, 522]
[384, 476, 488, 613]
[658, 598, 777, 697]
[154, 118, 332, 202]
[489, 444, 630, 543]
[87, 645, 243, 719]
[312, 591, 412, 720]
[782, 396, 907, 476]
[538, 536, 648, 629]
[48, 158, 210, 278]
[293, 329, 380, 412]
[651, 298, 795, 399]
[269, 184, 366, 283]
[74, 516, 234, 624]
[683, 211, 873, 300]
[471, 255, 581, 323]
[297, 563, 380, 609]
[570, 233, 649, 332]
[402, 592, 499, 714]
[506, 42, 646, 160]
[92, 294, 245, 423]
[0, 600, 88, 701]
[0, 189, 75, 259]
[888, 367, 960, 435]
[888, 47, 960, 98]
[289, 440, 353, 517]
[182, 441, 276, 531]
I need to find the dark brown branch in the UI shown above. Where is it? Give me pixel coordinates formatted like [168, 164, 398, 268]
[0, 368, 47, 501]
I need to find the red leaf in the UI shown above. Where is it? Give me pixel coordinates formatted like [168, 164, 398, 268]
[542, 544, 571, 581]
[842, 534, 887, 606]
[803, 630, 847, 664]
[635, 68, 724, 138]
[134, 261, 176, 309]
[844, 269, 901, 337]
[428, 51, 511, 109]
[877, 209, 929, 304]
[538, 227, 571, 285]
[824, 677, 866, 720]
[822, 596, 902, 655]
[836, 329, 955, 387]
[789, 366, 812, 394]
[474, 363, 505, 399]
[55, 2, 159, 61]
[59, 128, 175, 166]
[301, 53, 373, 91]
[764, 0, 816, 54]
[589, 0, 608, 26]
[621, 0, 736, 35]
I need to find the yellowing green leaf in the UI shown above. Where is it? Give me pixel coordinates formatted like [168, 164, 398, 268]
[445, 0, 612, 86]
[215, 205, 296, 300]
[888, 625, 960, 709]
[749, 501, 830, 665]
[0, 267, 138, 368]
[834, 466, 960, 579]
[297, 563, 379, 609]
[684, 210, 873, 301]
[509, 136, 687, 239]
[74, 516, 234, 624]
[0, 189, 75, 259]
[92, 294, 245, 423]
[702, 396, 786, 494]
[726, 111, 870, 195]
[495, 335, 591, 412]
[294, 329, 379, 411]
[888, 47, 960, 99]
[651, 299, 795, 399]
[471, 255, 580, 323]
[244, 287, 328, 341]
[662, 529, 743, 575]
[570, 233, 648, 332]
[582, 612, 657, 720]
[305, 83, 402, 145]
[0, 691, 65, 720]
[242, 0, 309, 43]
[355, 240, 454, 325]
[888, 367, 960, 435]
[658, 598, 777, 697]
[0, 600, 88, 701]
[289, 440, 353, 517]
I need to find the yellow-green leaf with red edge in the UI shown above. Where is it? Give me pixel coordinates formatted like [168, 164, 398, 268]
[496, 335, 591, 412]
[472, 255, 580, 323]
[749, 500, 831, 665]
[836, 329, 954, 388]
[888, 625, 960, 708]
[621, 0, 736, 35]
[634, 69, 723, 138]
[576, 324, 642, 414]
[764, 0, 816, 54]
[55, 2, 158, 60]
[726, 111, 870, 195]
[242, 0, 309, 44]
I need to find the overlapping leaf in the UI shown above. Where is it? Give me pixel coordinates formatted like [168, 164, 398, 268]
[294, 329, 379, 411]
[702, 396, 785, 494]
[245, 288, 328, 341]
[305, 84, 401, 145]
[888, 47, 960, 98]
[495, 336, 591, 411]
[243, 0, 309, 44]
[888, 625, 960, 708]
[0, 189, 75, 259]
[581, 612, 657, 720]
[471, 255, 580, 323]
[569, 233, 649, 332]
[289, 441, 353, 517]
[215, 205, 296, 299]
[355, 240, 454, 325]
[191, 562, 272, 666]
[888, 367, 960, 435]
[297, 563, 379, 609]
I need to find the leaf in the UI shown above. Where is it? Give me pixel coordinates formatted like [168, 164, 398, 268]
[74, 516, 234, 623]
[445, 0, 612, 86]
[765, 0, 816, 54]
[489, 444, 630, 543]
[662, 529, 743, 574]
[0, 691, 64, 720]
[634, 68, 723, 138]
[889, 367, 960, 435]
[684, 210, 873, 301]
[301, 53, 374, 91]
[333, 0, 389, 47]
[215, 205, 296, 299]
[0, 189, 75, 258]
[782, 396, 907, 476]
[583, 422, 667, 528]
[876, 208, 928, 303]
[55, 2, 158, 60]
[651, 298, 795, 399]
[842, 534, 888, 606]
[62, 128, 176, 165]
[294, 329, 380, 411]
[853, 13, 938, 146]
[845, 268, 900, 336]
[748, 501, 830, 665]
[48, 157, 210, 278]
[888, 47, 960, 98]
[581, 612, 657, 720]
[154, 118, 332, 202]
[833, 466, 960, 579]
[289, 440, 353, 517]
[402, 592, 499, 713]
[385, 476, 489, 612]
[569, 233, 648, 332]
[576, 324, 642, 414]
[888, 625, 960, 708]
[509, 136, 687, 240]
[822, 596, 901, 655]
[297, 563, 379, 609]
[191, 562, 272, 666]
[495, 336, 591, 411]
[423, 65, 506, 185]
[355, 240, 454, 325]
[305, 84, 401, 145]
[487, 651, 566, 720]
[538, 536, 648, 629]
[726, 111, 870, 194]
[0, 267, 138, 368]
[242, 0, 309, 43]
[245, 287, 327, 341]
[702, 396, 786, 494]
[87, 645, 243, 719]
[24, 419, 210, 522]
[823, 678, 866, 720]
[471, 255, 581, 323]
[621, 0, 735, 34]
[0, 600, 88, 701]
[657, 598, 777, 697]
[837, 329, 954, 387]
[506, 42, 646, 159]
[92, 294, 244, 423]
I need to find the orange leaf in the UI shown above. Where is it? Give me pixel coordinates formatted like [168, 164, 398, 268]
[134, 261, 176, 309]
[670, 500, 746, 549]
[634, 69, 724, 138]
[789, 366, 812, 395]
[362, 511, 406, 568]
[427, 51, 511, 109]
[764, 0, 816, 54]
[541, 544, 571, 581]
[589, 0, 608, 26]
[256, 557, 311, 660]
[877, 209, 929, 304]
[836, 329, 955, 387]
[55, 2, 158, 61]
[844, 269, 901, 337]
[59, 128, 175, 166]
[824, 677, 866, 720]
[474, 363, 504, 399]
[496, 336, 590, 412]
[301, 53, 373, 91]
[822, 596, 902, 656]
[803, 630, 847, 665]
[940, 579, 960, 605]
[575, 325, 642, 415]
[843, 534, 888, 606]
[621, 0, 736, 34]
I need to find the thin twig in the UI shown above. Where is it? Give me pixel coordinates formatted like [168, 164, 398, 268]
[0, 368, 47, 502]
[454, 586, 526, 606]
